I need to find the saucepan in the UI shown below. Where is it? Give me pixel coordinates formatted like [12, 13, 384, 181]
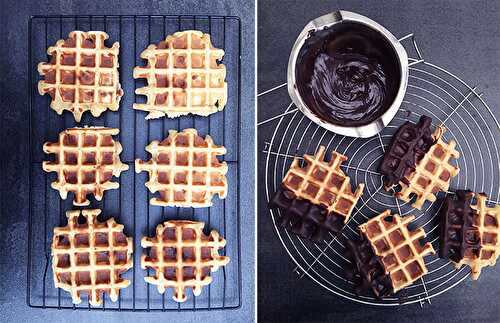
[287, 10, 421, 138]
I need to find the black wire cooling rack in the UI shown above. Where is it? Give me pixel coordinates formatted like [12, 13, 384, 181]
[258, 34, 500, 307]
[27, 15, 241, 311]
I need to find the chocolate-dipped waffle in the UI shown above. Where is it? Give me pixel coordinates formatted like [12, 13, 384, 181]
[440, 190, 500, 279]
[379, 116, 459, 209]
[346, 210, 435, 298]
[270, 146, 364, 242]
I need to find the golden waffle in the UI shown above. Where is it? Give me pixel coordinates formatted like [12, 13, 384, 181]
[396, 126, 460, 209]
[133, 30, 227, 119]
[281, 146, 364, 222]
[141, 220, 229, 302]
[135, 128, 227, 207]
[51, 209, 133, 306]
[38, 31, 123, 122]
[359, 210, 435, 292]
[43, 127, 129, 206]
[455, 193, 500, 279]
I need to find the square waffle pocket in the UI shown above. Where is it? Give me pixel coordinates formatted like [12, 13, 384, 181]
[135, 128, 228, 207]
[51, 209, 133, 306]
[38, 31, 123, 122]
[133, 30, 227, 119]
[141, 220, 229, 302]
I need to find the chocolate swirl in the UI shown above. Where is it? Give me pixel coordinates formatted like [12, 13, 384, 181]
[310, 52, 387, 124]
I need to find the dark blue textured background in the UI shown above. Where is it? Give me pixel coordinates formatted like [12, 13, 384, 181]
[0, 1, 255, 322]
[258, 1, 499, 322]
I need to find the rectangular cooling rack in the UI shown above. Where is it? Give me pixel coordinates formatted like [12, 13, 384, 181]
[27, 15, 241, 311]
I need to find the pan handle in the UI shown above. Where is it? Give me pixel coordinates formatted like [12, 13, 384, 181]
[398, 33, 424, 67]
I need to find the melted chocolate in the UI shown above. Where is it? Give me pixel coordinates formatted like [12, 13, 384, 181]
[296, 22, 401, 126]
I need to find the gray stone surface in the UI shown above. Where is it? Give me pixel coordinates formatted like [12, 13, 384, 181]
[0, 1, 255, 322]
[257, 0, 499, 322]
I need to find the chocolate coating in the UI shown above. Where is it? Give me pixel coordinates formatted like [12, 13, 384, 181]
[296, 22, 401, 126]
[379, 115, 435, 187]
[344, 236, 393, 298]
[269, 186, 344, 243]
[439, 190, 480, 263]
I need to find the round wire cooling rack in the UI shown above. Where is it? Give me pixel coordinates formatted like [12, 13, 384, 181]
[259, 36, 500, 307]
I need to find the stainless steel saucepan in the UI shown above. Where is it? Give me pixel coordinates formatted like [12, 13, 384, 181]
[287, 10, 412, 138]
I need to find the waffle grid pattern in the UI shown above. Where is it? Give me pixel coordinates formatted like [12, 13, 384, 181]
[42, 127, 129, 206]
[456, 193, 500, 279]
[135, 128, 228, 207]
[51, 209, 133, 306]
[282, 145, 364, 220]
[133, 30, 227, 119]
[397, 126, 460, 209]
[38, 31, 123, 122]
[360, 210, 435, 292]
[141, 220, 229, 302]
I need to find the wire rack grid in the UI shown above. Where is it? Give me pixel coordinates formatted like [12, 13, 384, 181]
[27, 14, 242, 312]
[258, 34, 500, 307]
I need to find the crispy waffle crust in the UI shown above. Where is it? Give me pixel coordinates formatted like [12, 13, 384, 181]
[38, 31, 123, 122]
[43, 127, 129, 206]
[135, 128, 228, 207]
[440, 191, 500, 279]
[269, 186, 344, 242]
[359, 210, 435, 293]
[281, 146, 364, 222]
[380, 116, 460, 209]
[51, 209, 133, 306]
[133, 30, 227, 119]
[141, 220, 229, 302]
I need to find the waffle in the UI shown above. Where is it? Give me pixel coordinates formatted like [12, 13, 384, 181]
[141, 220, 229, 302]
[38, 31, 123, 122]
[379, 115, 435, 188]
[269, 186, 344, 242]
[440, 191, 500, 279]
[344, 236, 393, 298]
[135, 128, 227, 207]
[133, 30, 227, 119]
[43, 127, 129, 206]
[359, 210, 435, 293]
[395, 126, 460, 209]
[51, 209, 133, 306]
[281, 146, 364, 222]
